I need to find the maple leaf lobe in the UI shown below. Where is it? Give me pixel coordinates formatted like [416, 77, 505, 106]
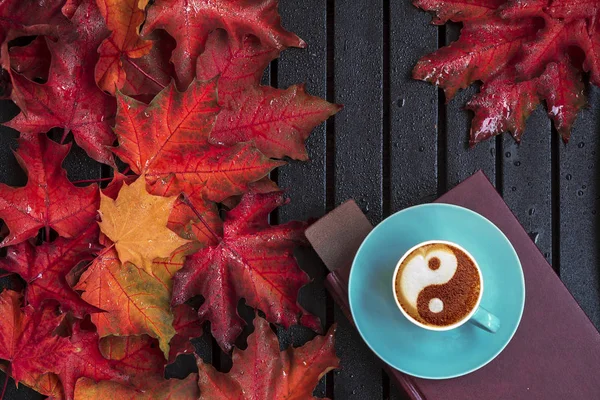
[172, 191, 320, 352]
[197, 316, 338, 399]
[0, 135, 99, 247]
[98, 176, 190, 271]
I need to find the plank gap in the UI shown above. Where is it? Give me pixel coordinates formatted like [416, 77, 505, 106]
[382, 0, 391, 217]
[436, 25, 447, 195]
[382, 369, 390, 399]
[325, 0, 336, 397]
[495, 135, 504, 195]
[551, 127, 561, 276]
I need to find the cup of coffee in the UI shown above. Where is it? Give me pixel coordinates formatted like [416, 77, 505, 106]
[392, 240, 500, 332]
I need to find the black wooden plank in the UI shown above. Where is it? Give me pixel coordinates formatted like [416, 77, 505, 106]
[501, 107, 553, 265]
[334, 0, 384, 398]
[444, 26, 496, 189]
[388, 2, 437, 399]
[560, 86, 600, 329]
[277, 1, 330, 397]
[389, 1, 438, 211]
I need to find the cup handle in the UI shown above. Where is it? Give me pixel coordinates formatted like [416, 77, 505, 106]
[468, 306, 500, 333]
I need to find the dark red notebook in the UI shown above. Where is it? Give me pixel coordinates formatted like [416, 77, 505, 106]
[306, 171, 600, 399]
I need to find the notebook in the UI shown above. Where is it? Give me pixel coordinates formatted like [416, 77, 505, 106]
[306, 171, 600, 399]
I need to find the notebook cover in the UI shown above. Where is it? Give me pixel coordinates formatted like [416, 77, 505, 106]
[306, 171, 600, 400]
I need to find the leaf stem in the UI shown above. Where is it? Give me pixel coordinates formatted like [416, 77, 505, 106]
[125, 57, 167, 90]
[180, 194, 222, 241]
[61, 127, 69, 144]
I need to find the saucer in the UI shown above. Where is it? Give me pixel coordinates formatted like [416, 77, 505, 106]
[348, 203, 525, 379]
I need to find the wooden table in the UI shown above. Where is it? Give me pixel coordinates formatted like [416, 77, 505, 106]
[1, 1, 599, 399]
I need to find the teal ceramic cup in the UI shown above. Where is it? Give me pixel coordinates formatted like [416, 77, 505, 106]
[391, 240, 500, 333]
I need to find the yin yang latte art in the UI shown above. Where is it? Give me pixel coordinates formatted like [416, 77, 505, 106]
[394, 243, 481, 327]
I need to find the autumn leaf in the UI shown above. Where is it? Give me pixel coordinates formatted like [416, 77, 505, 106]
[198, 30, 342, 160]
[143, 0, 304, 88]
[2, 370, 64, 400]
[172, 191, 320, 352]
[95, 0, 154, 94]
[54, 322, 129, 400]
[0, 0, 66, 45]
[0, 223, 101, 317]
[0, 290, 126, 400]
[9, 36, 51, 83]
[169, 304, 202, 363]
[413, 0, 589, 144]
[75, 248, 177, 358]
[74, 374, 199, 400]
[113, 79, 283, 202]
[99, 335, 164, 385]
[4, 0, 117, 164]
[118, 30, 175, 97]
[0, 134, 99, 247]
[148, 174, 223, 246]
[197, 316, 338, 399]
[0, 0, 67, 100]
[98, 176, 190, 271]
[195, 30, 279, 98]
[0, 290, 68, 392]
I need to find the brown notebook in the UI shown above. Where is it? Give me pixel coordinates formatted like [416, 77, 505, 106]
[306, 171, 600, 400]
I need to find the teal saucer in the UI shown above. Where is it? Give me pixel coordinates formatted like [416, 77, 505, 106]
[348, 203, 525, 379]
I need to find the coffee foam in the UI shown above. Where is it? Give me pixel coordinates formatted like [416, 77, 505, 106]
[395, 243, 481, 327]
[398, 246, 457, 311]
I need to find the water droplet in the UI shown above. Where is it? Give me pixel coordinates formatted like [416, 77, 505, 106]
[352, 390, 357, 395]
[544, 252, 550, 258]
[528, 208, 535, 216]
[578, 190, 584, 196]
[529, 232, 539, 244]
[566, 174, 572, 180]
[582, 185, 587, 189]
[511, 186, 517, 192]
[419, 146, 425, 152]
[505, 152, 511, 158]
[514, 161, 521, 167]
[578, 142, 585, 148]
[397, 98, 406, 107]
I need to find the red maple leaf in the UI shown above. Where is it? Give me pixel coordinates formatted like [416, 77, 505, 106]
[197, 30, 342, 160]
[112, 79, 282, 203]
[0, 291, 126, 400]
[4, 0, 117, 165]
[413, 0, 591, 144]
[169, 304, 203, 363]
[0, 290, 69, 392]
[99, 335, 164, 386]
[172, 191, 320, 352]
[143, 0, 305, 88]
[0, 134, 99, 247]
[9, 37, 51, 83]
[0, 224, 101, 317]
[117, 30, 175, 98]
[197, 316, 338, 399]
[54, 322, 129, 400]
[0, 0, 68, 105]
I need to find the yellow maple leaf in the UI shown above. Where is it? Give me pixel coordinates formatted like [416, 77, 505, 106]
[98, 176, 190, 271]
